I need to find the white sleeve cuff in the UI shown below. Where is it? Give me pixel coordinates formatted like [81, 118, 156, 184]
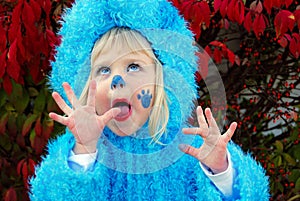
[199, 150, 235, 197]
[68, 150, 98, 171]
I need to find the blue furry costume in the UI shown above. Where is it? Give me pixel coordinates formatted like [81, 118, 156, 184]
[29, 0, 270, 200]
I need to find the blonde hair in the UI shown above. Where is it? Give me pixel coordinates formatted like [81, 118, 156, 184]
[80, 27, 169, 144]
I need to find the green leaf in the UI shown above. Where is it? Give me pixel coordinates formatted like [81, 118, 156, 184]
[275, 155, 282, 167]
[29, 129, 36, 148]
[33, 89, 46, 114]
[274, 140, 283, 152]
[9, 81, 30, 113]
[277, 182, 284, 193]
[22, 114, 38, 136]
[5, 103, 15, 111]
[295, 178, 300, 191]
[288, 169, 300, 182]
[283, 153, 296, 166]
[28, 87, 39, 97]
[0, 90, 7, 107]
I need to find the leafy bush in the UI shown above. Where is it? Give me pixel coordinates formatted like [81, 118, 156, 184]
[171, 0, 300, 200]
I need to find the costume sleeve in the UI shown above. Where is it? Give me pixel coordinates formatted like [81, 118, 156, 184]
[225, 141, 270, 200]
[28, 132, 112, 201]
[199, 150, 234, 197]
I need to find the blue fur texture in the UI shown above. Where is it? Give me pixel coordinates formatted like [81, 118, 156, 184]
[29, 0, 270, 200]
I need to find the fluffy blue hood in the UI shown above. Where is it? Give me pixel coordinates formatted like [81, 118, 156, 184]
[50, 0, 198, 123]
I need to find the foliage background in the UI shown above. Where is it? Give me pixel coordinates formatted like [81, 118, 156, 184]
[0, 0, 299, 200]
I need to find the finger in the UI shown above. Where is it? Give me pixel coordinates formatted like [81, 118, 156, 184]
[62, 82, 80, 109]
[52, 92, 73, 115]
[182, 127, 209, 138]
[204, 108, 219, 129]
[179, 144, 200, 159]
[196, 106, 208, 128]
[49, 112, 69, 126]
[223, 122, 237, 142]
[86, 80, 96, 107]
[100, 108, 122, 125]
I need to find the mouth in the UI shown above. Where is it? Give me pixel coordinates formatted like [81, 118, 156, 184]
[112, 99, 132, 121]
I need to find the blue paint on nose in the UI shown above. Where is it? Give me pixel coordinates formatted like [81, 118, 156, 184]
[111, 75, 126, 90]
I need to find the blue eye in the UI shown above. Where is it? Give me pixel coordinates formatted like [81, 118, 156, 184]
[97, 67, 111, 75]
[127, 63, 140, 72]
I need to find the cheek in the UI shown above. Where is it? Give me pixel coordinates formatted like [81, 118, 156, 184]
[134, 86, 155, 109]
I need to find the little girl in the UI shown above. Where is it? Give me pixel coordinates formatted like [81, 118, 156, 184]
[29, 0, 269, 200]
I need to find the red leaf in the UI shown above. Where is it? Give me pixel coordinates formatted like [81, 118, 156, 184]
[4, 187, 17, 201]
[226, 49, 235, 64]
[0, 25, 7, 51]
[8, 2, 22, 43]
[181, 1, 193, 21]
[7, 39, 20, 81]
[3, 75, 12, 95]
[263, 0, 272, 14]
[34, 134, 46, 155]
[235, 0, 245, 24]
[220, 0, 229, 18]
[42, 118, 54, 140]
[38, 0, 51, 27]
[0, 49, 8, 78]
[197, 1, 211, 28]
[204, 46, 212, 57]
[253, 13, 266, 38]
[182, 1, 211, 40]
[34, 116, 42, 136]
[28, 158, 36, 174]
[29, 55, 42, 83]
[210, 40, 225, 48]
[227, 0, 237, 22]
[250, 0, 263, 14]
[22, 1, 36, 27]
[213, 48, 222, 64]
[22, 161, 29, 189]
[278, 35, 288, 48]
[294, 9, 300, 30]
[16, 32, 26, 62]
[244, 12, 252, 32]
[214, 0, 222, 12]
[274, 10, 295, 38]
[284, 0, 293, 8]
[17, 159, 26, 175]
[29, 0, 41, 20]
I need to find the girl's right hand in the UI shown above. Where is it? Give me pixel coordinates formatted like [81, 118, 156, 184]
[49, 80, 121, 154]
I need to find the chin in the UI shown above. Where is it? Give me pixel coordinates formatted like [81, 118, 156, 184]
[108, 119, 142, 137]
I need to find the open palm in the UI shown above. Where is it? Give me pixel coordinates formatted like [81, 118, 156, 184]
[181, 106, 237, 174]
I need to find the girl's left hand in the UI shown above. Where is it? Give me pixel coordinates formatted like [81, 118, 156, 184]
[181, 106, 237, 174]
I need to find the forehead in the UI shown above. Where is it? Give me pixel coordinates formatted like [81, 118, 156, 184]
[94, 49, 154, 66]
[91, 29, 155, 64]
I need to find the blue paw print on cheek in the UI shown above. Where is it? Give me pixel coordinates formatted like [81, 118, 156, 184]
[137, 89, 152, 108]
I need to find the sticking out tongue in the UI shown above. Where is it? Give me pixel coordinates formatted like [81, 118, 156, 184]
[113, 102, 131, 119]
[117, 105, 130, 117]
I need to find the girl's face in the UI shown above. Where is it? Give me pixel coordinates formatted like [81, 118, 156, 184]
[92, 45, 156, 136]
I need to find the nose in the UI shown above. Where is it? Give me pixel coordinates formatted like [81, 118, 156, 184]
[111, 75, 126, 90]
